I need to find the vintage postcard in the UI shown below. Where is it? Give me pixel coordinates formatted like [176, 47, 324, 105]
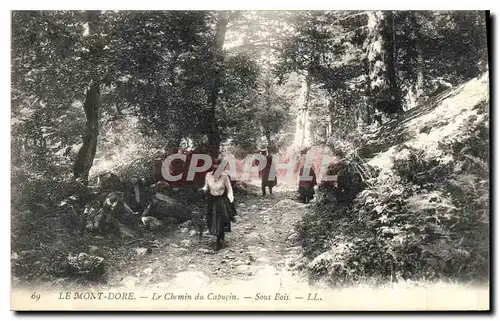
[10, 9, 490, 311]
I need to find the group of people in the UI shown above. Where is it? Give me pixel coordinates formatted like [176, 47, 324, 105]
[198, 148, 317, 251]
[259, 148, 317, 202]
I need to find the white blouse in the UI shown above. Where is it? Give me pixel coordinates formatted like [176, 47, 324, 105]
[202, 171, 234, 203]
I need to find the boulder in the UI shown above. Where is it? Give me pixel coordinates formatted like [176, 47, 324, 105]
[65, 253, 104, 280]
[151, 193, 191, 223]
[135, 247, 152, 256]
[96, 172, 123, 193]
[143, 267, 153, 275]
[88, 245, 100, 254]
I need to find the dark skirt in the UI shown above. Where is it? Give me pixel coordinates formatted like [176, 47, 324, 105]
[298, 186, 315, 199]
[262, 177, 277, 187]
[206, 195, 236, 237]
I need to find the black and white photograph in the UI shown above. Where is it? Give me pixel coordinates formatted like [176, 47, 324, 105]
[10, 9, 490, 311]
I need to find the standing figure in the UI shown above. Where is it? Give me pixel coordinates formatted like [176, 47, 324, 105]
[296, 149, 317, 203]
[200, 158, 236, 251]
[259, 149, 277, 196]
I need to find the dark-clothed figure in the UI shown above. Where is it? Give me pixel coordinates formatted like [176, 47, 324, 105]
[200, 158, 236, 251]
[259, 149, 277, 196]
[296, 150, 317, 203]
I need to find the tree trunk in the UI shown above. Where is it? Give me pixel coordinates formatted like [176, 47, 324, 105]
[361, 61, 373, 126]
[295, 72, 311, 149]
[207, 12, 229, 158]
[265, 133, 272, 153]
[328, 97, 336, 135]
[363, 11, 402, 117]
[74, 83, 100, 183]
[326, 98, 333, 138]
[73, 11, 101, 183]
[411, 12, 425, 102]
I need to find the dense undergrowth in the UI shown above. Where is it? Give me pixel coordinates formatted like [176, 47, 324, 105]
[297, 83, 489, 286]
[12, 114, 181, 282]
[11, 112, 258, 282]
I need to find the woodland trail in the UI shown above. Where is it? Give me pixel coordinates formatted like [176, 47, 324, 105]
[100, 182, 316, 292]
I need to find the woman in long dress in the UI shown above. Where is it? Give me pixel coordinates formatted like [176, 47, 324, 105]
[259, 149, 277, 196]
[200, 158, 236, 251]
[295, 149, 317, 203]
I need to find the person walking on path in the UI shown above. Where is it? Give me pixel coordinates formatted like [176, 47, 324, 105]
[259, 149, 277, 196]
[200, 158, 237, 251]
[295, 148, 317, 203]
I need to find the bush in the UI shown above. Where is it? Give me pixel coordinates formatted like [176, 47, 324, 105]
[299, 118, 489, 285]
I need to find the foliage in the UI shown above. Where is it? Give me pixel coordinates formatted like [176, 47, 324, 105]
[299, 114, 489, 285]
[11, 10, 489, 285]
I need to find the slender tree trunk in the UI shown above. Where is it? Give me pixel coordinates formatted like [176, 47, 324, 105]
[328, 97, 336, 135]
[362, 60, 373, 126]
[363, 10, 402, 117]
[265, 133, 272, 153]
[326, 97, 332, 138]
[264, 75, 272, 152]
[297, 72, 311, 148]
[207, 12, 229, 158]
[411, 12, 425, 102]
[73, 11, 101, 183]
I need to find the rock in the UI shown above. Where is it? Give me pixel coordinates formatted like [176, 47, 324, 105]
[96, 172, 123, 192]
[251, 205, 257, 209]
[121, 276, 139, 288]
[65, 253, 104, 280]
[180, 220, 193, 228]
[198, 248, 215, 254]
[239, 203, 246, 207]
[287, 233, 298, 241]
[231, 260, 245, 266]
[180, 227, 189, 233]
[170, 243, 179, 248]
[141, 216, 163, 230]
[11, 252, 19, 260]
[153, 193, 191, 223]
[143, 267, 153, 275]
[246, 232, 260, 241]
[235, 265, 250, 273]
[189, 230, 197, 237]
[256, 257, 270, 263]
[135, 247, 152, 256]
[19, 250, 36, 256]
[247, 272, 253, 276]
[188, 264, 197, 269]
[181, 239, 191, 247]
[151, 240, 162, 248]
[88, 245, 100, 254]
[258, 248, 268, 253]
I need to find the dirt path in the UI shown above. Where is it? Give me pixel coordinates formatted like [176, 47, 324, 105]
[100, 182, 312, 291]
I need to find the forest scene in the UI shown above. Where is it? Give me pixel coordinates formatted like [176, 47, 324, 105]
[11, 10, 489, 295]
